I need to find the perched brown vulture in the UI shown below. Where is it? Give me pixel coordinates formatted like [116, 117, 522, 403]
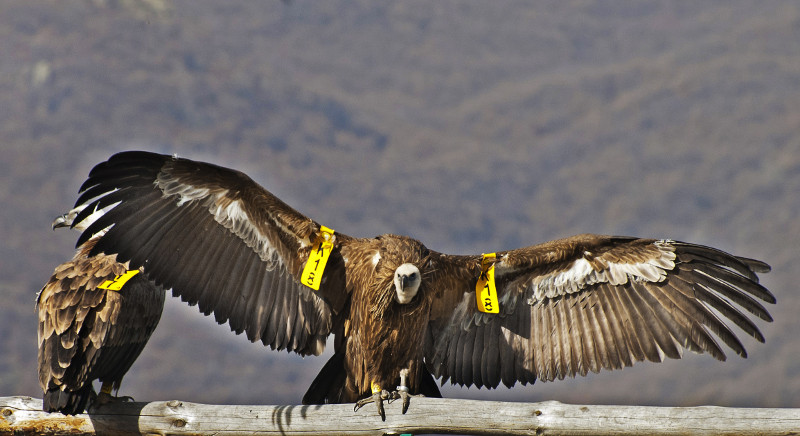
[37, 208, 165, 414]
[69, 151, 774, 420]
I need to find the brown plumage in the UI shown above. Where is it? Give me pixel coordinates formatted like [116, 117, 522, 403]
[38, 231, 164, 414]
[68, 151, 774, 418]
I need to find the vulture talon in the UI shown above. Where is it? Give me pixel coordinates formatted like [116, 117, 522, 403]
[397, 368, 411, 414]
[398, 387, 411, 414]
[354, 389, 390, 421]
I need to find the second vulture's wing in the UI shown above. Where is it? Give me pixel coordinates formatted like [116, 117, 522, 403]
[72, 151, 351, 356]
[426, 234, 774, 389]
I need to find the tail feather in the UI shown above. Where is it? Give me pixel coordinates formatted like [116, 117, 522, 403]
[302, 352, 443, 404]
[302, 352, 347, 404]
[419, 365, 442, 398]
[43, 385, 95, 415]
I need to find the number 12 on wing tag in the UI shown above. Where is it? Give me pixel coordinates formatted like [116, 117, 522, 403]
[301, 226, 335, 291]
[476, 253, 499, 313]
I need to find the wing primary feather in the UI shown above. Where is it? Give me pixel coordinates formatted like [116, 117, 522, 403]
[278, 271, 299, 351]
[198, 234, 242, 323]
[598, 284, 635, 367]
[735, 256, 771, 274]
[674, 244, 762, 282]
[259, 267, 283, 347]
[614, 285, 662, 362]
[680, 265, 774, 320]
[553, 298, 571, 379]
[215, 247, 252, 333]
[537, 300, 555, 382]
[589, 289, 621, 370]
[87, 191, 173, 257]
[695, 262, 774, 304]
[585, 292, 608, 372]
[571, 293, 597, 375]
[680, 277, 767, 342]
[639, 285, 703, 354]
[146, 207, 211, 292]
[285, 276, 303, 351]
[242, 261, 268, 342]
[445, 322, 460, 386]
[460, 323, 477, 387]
[76, 168, 155, 209]
[229, 257, 265, 338]
[269, 271, 292, 350]
[629, 283, 681, 359]
[76, 188, 148, 247]
[499, 328, 516, 388]
[664, 275, 750, 357]
[482, 321, 501, 388]
[660, 283, 730, 360]
[564, 295, 585, 377]
[174, 227, 226, 308]
[471, 319, 485, 388]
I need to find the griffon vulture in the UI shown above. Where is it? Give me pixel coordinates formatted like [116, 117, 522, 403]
[67, 151, 774, 420]
[37, 207, 165, 414]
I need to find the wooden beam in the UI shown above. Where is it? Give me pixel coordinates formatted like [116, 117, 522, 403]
[1, 396, 798, 435]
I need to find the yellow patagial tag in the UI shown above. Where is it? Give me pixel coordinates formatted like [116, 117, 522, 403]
[476, 253, 499, 313]
[371, 381, 382, 395]
[98, 270, 140, 291]
[301, 225, 335, 291]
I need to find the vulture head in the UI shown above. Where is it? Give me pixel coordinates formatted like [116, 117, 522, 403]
[393, 263, 421, 304]
[53, 203, 115, 234]
[52, 206, 82, 230]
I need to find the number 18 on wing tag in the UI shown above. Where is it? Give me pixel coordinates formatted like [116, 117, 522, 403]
[301, 225, 335, 291]
[476, 253, 499, 313]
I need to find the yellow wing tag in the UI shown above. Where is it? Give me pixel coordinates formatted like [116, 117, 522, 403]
[98, 270, 140, 291]
[301, 225, 335, 291]
[476, 253, 499, 313]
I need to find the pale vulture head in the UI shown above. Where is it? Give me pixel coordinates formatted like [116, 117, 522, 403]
[394, 263, 421, 304]
[52, 203, 117, 233]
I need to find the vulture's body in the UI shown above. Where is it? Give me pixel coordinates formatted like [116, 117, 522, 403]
[65, 151, 774, 418]
[38, 219, 164, 414]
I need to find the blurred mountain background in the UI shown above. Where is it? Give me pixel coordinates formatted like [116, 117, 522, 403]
[1, 0, 798, 407]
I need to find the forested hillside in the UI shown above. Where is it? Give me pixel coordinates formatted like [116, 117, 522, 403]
[1, 0, 798, 407]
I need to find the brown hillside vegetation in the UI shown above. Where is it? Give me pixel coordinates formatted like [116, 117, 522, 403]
[1, 0, 798, 407]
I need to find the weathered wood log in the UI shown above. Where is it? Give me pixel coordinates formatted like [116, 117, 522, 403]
[1, 395, 798, 435]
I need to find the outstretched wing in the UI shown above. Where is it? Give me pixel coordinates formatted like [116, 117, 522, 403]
[71, 151, 350, 356]
[426, 234, 775, 389]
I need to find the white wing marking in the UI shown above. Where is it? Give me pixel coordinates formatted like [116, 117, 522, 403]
[156, 173, 302, 271]
[525, 241, 677, 303]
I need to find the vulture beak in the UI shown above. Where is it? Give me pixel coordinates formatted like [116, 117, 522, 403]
[394, 263, 421, 304]
[52, 214, 70, 230]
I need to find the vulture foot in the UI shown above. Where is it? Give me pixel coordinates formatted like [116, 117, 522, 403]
[395, 384, 413, 414]
[354, 387, 393, 421]
[94, 392, 134, 406]
[91, 383, 134, 409]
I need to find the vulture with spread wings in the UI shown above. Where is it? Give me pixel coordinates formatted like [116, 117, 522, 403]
[68, 151, 774, 420]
